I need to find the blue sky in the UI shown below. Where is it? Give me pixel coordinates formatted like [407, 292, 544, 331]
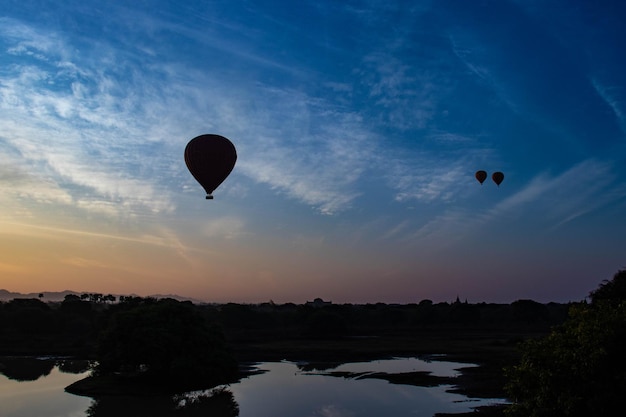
[1, 0, 625, 303]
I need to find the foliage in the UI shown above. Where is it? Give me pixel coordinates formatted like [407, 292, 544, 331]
[305, 309, 348, 339]
[505, 270, 626, 417]
[589, 269, 626, 306]
[1, 294, 570, 357]
[84, 386, 239, 417]
[1, 298, 54, 334]
[0, 357, 54, 381]
[95, 298, 238, 391]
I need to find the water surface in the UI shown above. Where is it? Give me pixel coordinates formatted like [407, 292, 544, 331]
[230, 359, 501, 417]
[0, 357, 506, 417]
[0, 364, 91, 417]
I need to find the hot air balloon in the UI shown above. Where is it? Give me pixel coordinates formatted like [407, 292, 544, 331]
[184, 134, 237, 199]
[475, 170, 487, 185]
[492, 171, 504, 186]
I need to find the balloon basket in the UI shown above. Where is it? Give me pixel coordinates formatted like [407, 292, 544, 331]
[206, 194, 214, 200]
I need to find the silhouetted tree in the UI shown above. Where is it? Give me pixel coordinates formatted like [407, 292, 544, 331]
[448, 301, 480, 324]
[58, 296, 95, 336]
[85, 387, 239, 417]
[505, 270, 626, 417]
[91, 293, 103, 303]
[589, 269, 626, 306]
[510, 299, 549, 324]
[305, 310, 348, 339]
[57, 359, 92, 374]
[60, 295, 93, 315]
[95, 298, 238, 391]
[4, 298, 54, 334]
[0, 357, 54, 381]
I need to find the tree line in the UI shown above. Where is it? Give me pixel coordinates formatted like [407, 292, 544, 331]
[0, 295, 570, 356]
[2, 270, 625, 416]
[504, 269, 626, 417]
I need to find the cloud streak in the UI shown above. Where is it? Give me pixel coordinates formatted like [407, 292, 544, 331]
[591, 77, 626, 135]
[0, 14, 396, 216]
[2, 1, 626, 303]
[487, 159, 619, 228]
[1, 19, 177, 217]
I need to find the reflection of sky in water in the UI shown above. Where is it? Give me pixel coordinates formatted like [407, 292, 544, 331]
[0, 368, 92, 417]
[1, 358, 505, 417]
[230, 359, 503, 417]
[329, 356, 476, 377]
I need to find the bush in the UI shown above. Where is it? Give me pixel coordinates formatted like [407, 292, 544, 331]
[505, 270, 626, 417]
[95, 298, 238, 391]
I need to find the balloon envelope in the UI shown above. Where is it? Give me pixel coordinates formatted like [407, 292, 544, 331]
[475, 170, 487, 184]
[492, 171, 504, 186]
[185, 134, 237, 199]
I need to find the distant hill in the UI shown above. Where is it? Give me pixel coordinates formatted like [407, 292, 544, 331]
[0, 289, 77, 302]
[0, 289, 203, 304]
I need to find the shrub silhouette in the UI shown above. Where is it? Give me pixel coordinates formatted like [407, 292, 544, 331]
[95, 298, 238, 391]
[0, 357, 54, 381]
[589, 269, 626, 306]
[505, 269, 626, 417]
[305, 310, 348, 339]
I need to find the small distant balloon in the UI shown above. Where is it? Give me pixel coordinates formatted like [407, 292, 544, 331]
[492, 171, 504, 186]
[475, 170, 487, 185]
[184, 134, 237, 199]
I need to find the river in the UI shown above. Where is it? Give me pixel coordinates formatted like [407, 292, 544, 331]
[0, 357, 506, 416]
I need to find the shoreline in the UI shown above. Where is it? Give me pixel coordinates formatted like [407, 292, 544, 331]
[64, 353, 510, 416]
[226, 331, 528, 416]
[5, 326, 539, 416]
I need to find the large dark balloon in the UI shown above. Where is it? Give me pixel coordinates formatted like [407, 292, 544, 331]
[185, 134, 237, 199]
[492, 171, 504, 186]
[475, 170, 487, 185]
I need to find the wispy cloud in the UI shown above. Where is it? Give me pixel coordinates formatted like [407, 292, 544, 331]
[1, 7, 489, 219]
[393, 158, 624, 249]
[0, 18, 186, 217]
[357, 24, 457, 132]
[230, 87, 377, 214]
[0, 156, 73, 205]
[487, 159, 619, 228]
[202, 216, 246, 240]
[591, 77, 626, 134]
[61, 257, 110, 269]
[448, 33, 521, 115]
[2, 5, 623, 230]
[1, 13, 396, 216]
[384, 137, 494, 204]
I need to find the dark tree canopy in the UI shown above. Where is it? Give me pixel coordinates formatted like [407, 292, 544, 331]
[95, 298, 238, 392]
[589, 269, 626, 306]
[505, 269, 626, 417]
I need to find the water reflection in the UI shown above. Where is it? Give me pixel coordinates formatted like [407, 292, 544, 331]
[302, 356, 476, 377]
[0, 357, 91, 382]
[86, 388, 238, 417]
[0, 357, 55, 381]
[0, 359, 92, 417]
[1, 357, 506, 417]
[0, 358, 237, 417]
[231, 360, 505, 417]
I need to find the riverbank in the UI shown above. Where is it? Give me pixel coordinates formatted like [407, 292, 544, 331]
[228, 326, 544, 415]
[40, 325, 537, 417]
[3, 298, 561, 415]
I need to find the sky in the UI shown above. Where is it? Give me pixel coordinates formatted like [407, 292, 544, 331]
[1, 0, 625, 304]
